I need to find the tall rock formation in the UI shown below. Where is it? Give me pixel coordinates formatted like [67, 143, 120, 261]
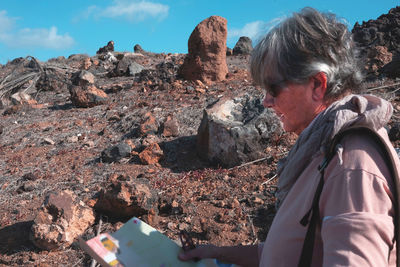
[179, 16, 228, 84]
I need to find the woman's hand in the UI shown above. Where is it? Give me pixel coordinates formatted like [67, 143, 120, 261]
[178, 244, 217, 261]
[178, 244, 260, 267]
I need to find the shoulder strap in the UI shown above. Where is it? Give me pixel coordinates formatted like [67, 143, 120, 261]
[298, 126, 400, 267]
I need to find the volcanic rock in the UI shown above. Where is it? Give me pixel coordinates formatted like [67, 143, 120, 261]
[69, 85, 108, 108]
[389, 122, 400, 141]
[179, 16, 228, 84]
[197, 93, 282, 167]
[36, 70, 69, 92]
[134, 44, 145, 53]
[162, 115, 180, 137]
[10, 92, 36, 106]
[95, 174, 158, 219]
[72, 70, 95, 86]
[69, 70, 107, 107]
[139, 112, 159, 136]
[128, 62, 145, 76]
[82, 57, 92, 70]
[96, 40, 115, 54]
[101, 143, 132, 163]
[233, 36, 253, 55]
[136, 61, 178, 88]
[30, 190, 95, 250]
[352, 6, 400, 78]
[139, 143, 164, 165]
[101, 52, 118, 63]
[365, 46, 393, 77]
[380, 57, 400, 78]
[114, 57, 144, 76]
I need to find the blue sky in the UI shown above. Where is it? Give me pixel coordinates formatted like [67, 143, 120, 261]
[0, 1, 398, 64]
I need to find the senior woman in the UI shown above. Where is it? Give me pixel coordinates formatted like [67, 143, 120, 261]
[179, 7, 400, 267]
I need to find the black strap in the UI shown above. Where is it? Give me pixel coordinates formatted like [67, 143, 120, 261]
[297, 126, 400, 267]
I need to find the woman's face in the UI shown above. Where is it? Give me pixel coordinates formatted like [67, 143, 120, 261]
[263, 79, 325, 135]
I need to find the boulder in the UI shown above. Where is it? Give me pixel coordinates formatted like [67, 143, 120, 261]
[72, 70, 95, 86]
[69, 85, 108, 108]
[95, 174, 158, 219]
[162, 115, 180, 137]
[136, 61, 178, 87]
[352, 6, 400, 78]
[10, 92, 37, 106]
[30, 190, 95, 250]
[82, 57, 92, 70]
[365, 46, 392, 76]
[389, 122, 400, 141]
[69, 70, 107, 108]
[380, 57, 400, 78]
[114, 57, 144, 76]
[139, 112, 159, 136]
[36, 71, 69, 92]
[101, 143, 132, 163]
[96, 40, 114, 54]
[197, 93, 282, 167]
[233, 36, 253, 55]
[134, 44, 145, 53]
[128, 62, 145, 76]
[139, 143, 164, 165]
[179, 16, 228, 84]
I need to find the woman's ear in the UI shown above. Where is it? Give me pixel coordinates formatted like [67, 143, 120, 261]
[311, 72, 327, 101]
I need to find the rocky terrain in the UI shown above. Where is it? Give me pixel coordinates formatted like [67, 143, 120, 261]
[1, 7, 400, 267]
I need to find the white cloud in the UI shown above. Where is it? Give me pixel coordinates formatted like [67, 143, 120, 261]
[0, 10, 74, 50]
[87, 0, 169, 22]
[228, 18, 282, 44]
[0, 10, 16, 33]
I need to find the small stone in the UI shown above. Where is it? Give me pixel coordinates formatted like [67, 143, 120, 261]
[178, 223, 188, 231]
[43, 138, 55, 145]
[101, 143, 132, 163]
[162, 116, 180, 137]
[139, 143, 164, 165]
[83, 140, 95, 147]
[82, 57, 91, 70]
[171, 200, 179, 208]
[167, 222, 177, 230]
[252, 196, 264, 205]
[139, 112, 158, 136]
[66, 136, 79, 143]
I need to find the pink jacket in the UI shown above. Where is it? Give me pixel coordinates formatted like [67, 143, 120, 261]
[259, 128, 399, 266]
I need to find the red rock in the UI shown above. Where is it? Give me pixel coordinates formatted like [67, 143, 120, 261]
[10, 92, 36, 106]
[179, 16, 228, 84]
[95, 175, 158, 219]
[139, 143, 164, 165]
[30, 190, 95, 250]
[139, 112, 158, 136]
[367, 46, 392, 72]
[69, 85, 108, 108]
[82, 57, 92, 70]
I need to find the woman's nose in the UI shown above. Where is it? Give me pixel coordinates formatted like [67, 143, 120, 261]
[263, 93, 274, 108]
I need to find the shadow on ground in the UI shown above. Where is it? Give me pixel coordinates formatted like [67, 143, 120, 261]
[160, 135, 214, 173]
[0, 221, 36, 255]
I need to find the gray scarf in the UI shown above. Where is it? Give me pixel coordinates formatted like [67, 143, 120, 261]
[275, 94, 393, 207]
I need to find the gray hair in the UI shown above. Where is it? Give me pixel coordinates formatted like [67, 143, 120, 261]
[250, 7, 363, 100]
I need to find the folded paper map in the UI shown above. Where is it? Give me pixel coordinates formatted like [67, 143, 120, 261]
[79, 217, 230, 267]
